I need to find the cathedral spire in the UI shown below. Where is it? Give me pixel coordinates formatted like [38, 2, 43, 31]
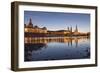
[29, 18, 32, 24]
[70, 26, 72, 32]
[68, 27, 69, 31]
[28, 18, 33, 28]
[75, 25, 78, 32]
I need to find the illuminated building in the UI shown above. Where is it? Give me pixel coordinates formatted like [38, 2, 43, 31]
[25, 18, 47, 34]
[24, 18, 89, 37]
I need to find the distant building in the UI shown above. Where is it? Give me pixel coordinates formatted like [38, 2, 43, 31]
[24, 18, 89, 37]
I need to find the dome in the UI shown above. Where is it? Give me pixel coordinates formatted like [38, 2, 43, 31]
[34, 25, 39, 28]
[42, 27, 47, 30]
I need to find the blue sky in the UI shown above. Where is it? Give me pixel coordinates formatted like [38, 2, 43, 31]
[24, 11, 90, 32]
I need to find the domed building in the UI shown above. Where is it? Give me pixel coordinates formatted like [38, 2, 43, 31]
[24, 18, 47, 34]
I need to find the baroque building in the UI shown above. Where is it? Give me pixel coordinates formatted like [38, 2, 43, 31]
[25, 18, 47, 34]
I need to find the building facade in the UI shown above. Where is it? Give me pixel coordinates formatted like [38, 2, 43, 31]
[25, 18, 47, 34]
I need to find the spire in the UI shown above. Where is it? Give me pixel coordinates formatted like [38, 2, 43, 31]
[75, 25, 78, 32]
[28, 18, 33, 28]
[29, 18, 32, 25]
[68, 27, 69, 31]
[70, 26, 72, 32]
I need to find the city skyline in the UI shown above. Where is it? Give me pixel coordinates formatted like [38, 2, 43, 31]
[24, 11, 90, 33]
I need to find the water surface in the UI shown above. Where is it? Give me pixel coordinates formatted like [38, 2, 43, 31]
[24, 36, 90, 61]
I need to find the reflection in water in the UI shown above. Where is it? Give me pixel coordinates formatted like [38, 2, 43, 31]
[24, 36, 90, 61]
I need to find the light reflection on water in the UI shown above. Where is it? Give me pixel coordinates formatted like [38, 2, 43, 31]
[24, 36, 90, 61]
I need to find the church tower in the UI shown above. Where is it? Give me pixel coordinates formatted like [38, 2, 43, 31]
[67, 27, 69, 31]
[70, 26, 72, 32]
[74, 25, 78, 32]
[27, 18, 33, 28]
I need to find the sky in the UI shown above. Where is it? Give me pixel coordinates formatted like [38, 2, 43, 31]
[24, 11, 90, 33]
